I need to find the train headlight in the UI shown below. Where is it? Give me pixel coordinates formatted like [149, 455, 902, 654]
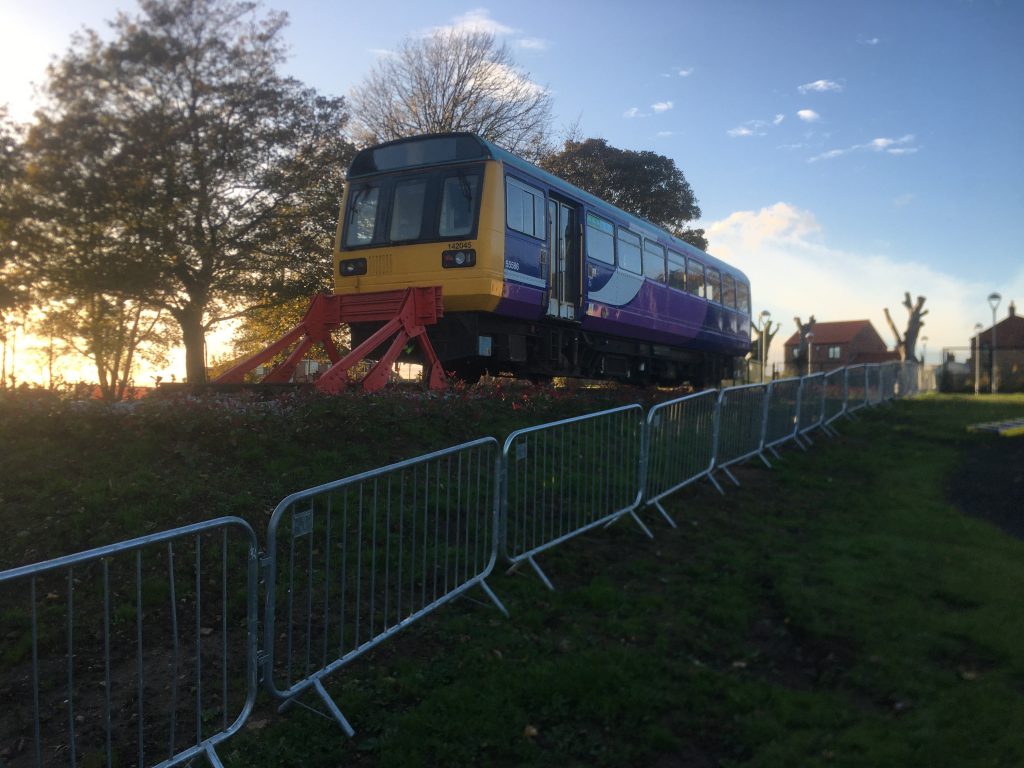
[442, 249, 476, 268]
[339, 258, 367, 276]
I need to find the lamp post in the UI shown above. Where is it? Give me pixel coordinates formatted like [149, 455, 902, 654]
[973, 323, 983, 395]
[805, 331, 815, 376]
[988, 292, 1001, 393]
[758, 310, 771, 383]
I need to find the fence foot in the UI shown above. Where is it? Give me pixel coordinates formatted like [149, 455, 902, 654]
[722, 466, 741, 487]
[313, 678, 356, 738]
[758, 451, 772, 469]
[203, 742, 227, 768]
[767, 444, 782, 461]
[793, 434, 810, 452]
[653, 500, 678, 528]
[707, 473, 726, 496]
[627, 509, 655, 539]
[479, 579, 510, 618]
[526, 555, 556, 591]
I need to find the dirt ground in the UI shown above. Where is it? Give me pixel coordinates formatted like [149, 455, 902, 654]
[947, 434, 1024, 539]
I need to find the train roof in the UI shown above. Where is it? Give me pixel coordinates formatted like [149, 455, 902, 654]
[347, 132, 747, 282]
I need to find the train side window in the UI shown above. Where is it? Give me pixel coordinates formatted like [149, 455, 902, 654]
[617, 229, 642, 274]
[685, 258, 705, 298]
[344, 183, 381, 246]
[439, 172, 480, 237]
[706, 267, 721, 303]
[643, 240, 666, 282]
[586, 213, 615, 264]
[722, 273, 737, 308]
[667, 251, 686, 290]
[506, 176, 545, 239]
[389, 177, 428, 241]
[737, 281, 750, 315]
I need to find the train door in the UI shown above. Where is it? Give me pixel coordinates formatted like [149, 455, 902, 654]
[546, 197, 580, 320]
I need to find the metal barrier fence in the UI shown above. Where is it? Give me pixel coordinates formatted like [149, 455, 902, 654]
[500, 404, 645, 589]
[713, 384, 770, 486]
[796, 373, 826, 446]
[845, 365, 868, 413]
[764, 377, 802, 458]
[641, 390, 722, 522]
[0, 362, 923, 761]
[867, 364, 883, 405]
[0, 518, 258, 768]
[822, 368, 847, 433]
[262, 438, 506, 737]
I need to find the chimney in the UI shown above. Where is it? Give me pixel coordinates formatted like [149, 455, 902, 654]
[1010, 301, 1016, 318]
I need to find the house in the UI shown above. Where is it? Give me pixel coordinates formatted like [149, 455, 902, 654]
[969, 301, 1024, 392]
[782, 319, 898, 376]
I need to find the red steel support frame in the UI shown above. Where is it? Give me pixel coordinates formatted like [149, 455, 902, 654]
[214, 288, 448, 393]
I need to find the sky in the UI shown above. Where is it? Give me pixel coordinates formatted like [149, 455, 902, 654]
[2, 0, 1022, 381]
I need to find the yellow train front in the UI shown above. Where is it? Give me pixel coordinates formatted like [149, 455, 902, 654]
[334, 133, 752, 386]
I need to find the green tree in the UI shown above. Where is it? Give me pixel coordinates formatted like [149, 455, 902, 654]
[22, 0, 354, 384]
[349, 29, 553, 159]
[540, 138, 707, 250]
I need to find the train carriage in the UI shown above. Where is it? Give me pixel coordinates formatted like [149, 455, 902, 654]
[334, 132, 751, 386]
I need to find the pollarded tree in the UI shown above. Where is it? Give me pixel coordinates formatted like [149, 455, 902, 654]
[22, 0, 355, 384]
[884, 292, 928, 362]
[349, 29, 553, 159]
[540, 138, 707, 250]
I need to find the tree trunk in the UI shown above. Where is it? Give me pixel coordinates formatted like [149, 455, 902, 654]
[178, 306, 207, 384]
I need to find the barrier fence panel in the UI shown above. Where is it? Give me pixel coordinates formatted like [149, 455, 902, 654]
[0, 518, 259, 768]
[641, 390, 722, 523]
[845, 365, 867, 413]
[867, 364, 883, 405]
[764, 377, 801, 458]
[796, 373, 826, 446]
[501, 404, 645, 589]
[713, 384, 769, 487]
[822, 368, 847, 434]
[263, 438, 505, 738]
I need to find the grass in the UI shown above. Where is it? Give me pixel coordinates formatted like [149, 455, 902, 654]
[2, 388, 1023, 766]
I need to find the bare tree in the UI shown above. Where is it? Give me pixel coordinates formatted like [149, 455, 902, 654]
[349, 29, 553, 158]
[884, 292, 928, 362]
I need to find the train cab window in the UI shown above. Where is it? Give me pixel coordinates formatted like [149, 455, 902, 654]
[439, 172, 480, 237]
[586, 213, 615, 264]
[685, 258, 705, 298]
[722, 273, 737, 308]
[737, 281, 750, 315]
[667, 251, 686, 290]
[706, 267, 722, 303]
[643, 240, 666, 283]
[389, 177, 428, 241]
[617, 229, 642, 274]
[344, 184, 382, 246]
[506, 176, 546, 239]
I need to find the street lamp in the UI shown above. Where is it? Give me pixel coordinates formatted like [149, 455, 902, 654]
[758, 310, 771, 383]
[988, 292, 1001, 393]
[973, 322, 983, 395]
[920, 336, 928, 365]
[805, 331, 815, 376]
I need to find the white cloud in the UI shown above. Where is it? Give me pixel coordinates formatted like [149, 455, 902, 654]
[676, 67, 694, 77]
[858, 36, 881, 46]
[651, 100, 673, 113]
[704, 202, 1006, 364]
[656, 130, 675, 137]
[447, 8, 515, 36]
[623, 106, 640, 118]
[728, 126, 758, 138]
[809, 134, 918, 162]
[797, 109, 821, 122]
[515, 37, 550, 51]
[773, 114, 785, 125]
[798, 79, 844, 94]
